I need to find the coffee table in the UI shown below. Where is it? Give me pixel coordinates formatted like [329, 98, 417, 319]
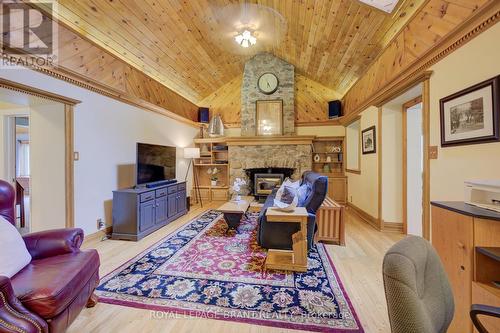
[264, 207, 309, 272]
[217, 196, 253, 233]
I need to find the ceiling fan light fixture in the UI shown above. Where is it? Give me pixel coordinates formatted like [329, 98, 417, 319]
[235, 30, 257, 48]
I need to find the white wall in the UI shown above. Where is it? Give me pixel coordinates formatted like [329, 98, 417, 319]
[346, 106, 379, 218]
[29, 100, 66, 231]
[429, 21, 500, 201]
[0, 68, 199, 236]
[381, 106, 403, 223]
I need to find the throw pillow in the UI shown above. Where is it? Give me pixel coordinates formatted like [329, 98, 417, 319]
[0, 217, 32, 278]
[281, 186, 297, 204]
[282, 178, 300, 189]
[297, 183, 311, 207]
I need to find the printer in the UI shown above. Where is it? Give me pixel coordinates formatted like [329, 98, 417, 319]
[464, 179, 500, 213]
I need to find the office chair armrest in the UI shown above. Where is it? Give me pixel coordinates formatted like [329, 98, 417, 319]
[470, 303, 500, 333]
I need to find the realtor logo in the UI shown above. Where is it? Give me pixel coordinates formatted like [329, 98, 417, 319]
[1, 0, 58, 67]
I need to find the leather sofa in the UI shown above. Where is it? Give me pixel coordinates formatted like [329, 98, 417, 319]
[0, 180, 100, 333]
[257, 171, 328, 251]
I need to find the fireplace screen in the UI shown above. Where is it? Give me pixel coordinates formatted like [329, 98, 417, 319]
[254, 173, 284, 195]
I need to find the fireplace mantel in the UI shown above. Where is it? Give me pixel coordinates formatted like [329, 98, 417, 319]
[225, 135, 315, 146]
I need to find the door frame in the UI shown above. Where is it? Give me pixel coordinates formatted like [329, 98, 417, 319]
[0, 77, 80, 228]
[402, 96, 423, 235]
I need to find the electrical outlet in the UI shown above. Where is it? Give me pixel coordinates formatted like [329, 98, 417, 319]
[97, 218, 105, 230]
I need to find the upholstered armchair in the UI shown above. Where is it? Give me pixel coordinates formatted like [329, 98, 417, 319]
[257, 171, 328, 251]
[0, 179, 100, 333]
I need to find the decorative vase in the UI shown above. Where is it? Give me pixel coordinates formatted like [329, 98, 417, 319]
[326, 156, 332, 162]
[208, 114, 224, 137]
[211, 180, 217, 186]
[323, 164, 331, 173]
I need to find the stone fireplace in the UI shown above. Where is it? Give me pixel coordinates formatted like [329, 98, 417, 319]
[226, 53, 312, 196]
[241, 53, 295, 136]
[228, 140, 312, 196]
[244, 167, 295, 200]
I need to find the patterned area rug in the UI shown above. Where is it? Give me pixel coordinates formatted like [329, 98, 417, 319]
[96, 210, 363, 332]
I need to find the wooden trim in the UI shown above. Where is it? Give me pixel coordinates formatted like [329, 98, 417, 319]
[341, 71, 432, 124]
[347, 202, 380, 231]
[0, 77, 81, 105]
[0, 79, 76, 230]
[345, 169, 361, 175]
[342, 1, 500, 121]
[225, 135, 316, 146]
[84, 226, 112, 243]
[0, 53, 200, 129]
[377, 107, 383, 227]
[65, 105, 75, 228]
[402, 102, 408, 235]
[312, 136, 345, 142]
[295, 118, 343, 127]
[422, 79, 431, 240]
[382, 221, 404, 233]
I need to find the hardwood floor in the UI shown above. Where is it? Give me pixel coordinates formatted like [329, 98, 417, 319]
[74, 204, 403, 333]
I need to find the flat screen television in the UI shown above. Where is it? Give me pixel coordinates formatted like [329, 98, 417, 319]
[136, 143, 176, 185]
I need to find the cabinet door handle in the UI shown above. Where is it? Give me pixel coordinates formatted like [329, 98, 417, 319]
[457, 242, 466, 250]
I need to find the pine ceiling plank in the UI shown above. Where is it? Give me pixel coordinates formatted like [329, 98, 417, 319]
[52, 0, 436, 103]
[58, 0, 201, 102]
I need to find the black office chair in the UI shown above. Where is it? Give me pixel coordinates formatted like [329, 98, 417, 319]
[470, 304, 500, 333]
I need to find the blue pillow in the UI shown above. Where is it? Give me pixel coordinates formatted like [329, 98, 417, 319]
[297, 184, 310, 207]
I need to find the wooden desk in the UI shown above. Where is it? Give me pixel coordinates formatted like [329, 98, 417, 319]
[265, 207, 309, 272]
[217, 196, 253, 232]
[431, 202, 500, 333]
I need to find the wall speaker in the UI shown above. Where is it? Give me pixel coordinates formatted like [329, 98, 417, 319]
[198, 107, 210, 123]
[328, 100, 342, 119]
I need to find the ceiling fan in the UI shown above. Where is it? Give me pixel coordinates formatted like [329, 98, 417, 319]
[206, 2, 287, 55]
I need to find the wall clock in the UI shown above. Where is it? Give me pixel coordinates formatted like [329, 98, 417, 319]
[258, 73, 279, 95]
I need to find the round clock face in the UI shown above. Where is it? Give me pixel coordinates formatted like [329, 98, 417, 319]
[258, 73, 279, 95]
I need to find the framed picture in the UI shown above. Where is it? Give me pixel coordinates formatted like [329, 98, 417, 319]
[440, 76, 499, 147]
[256, 100, 283, 136]
[361, 126, 376, 154]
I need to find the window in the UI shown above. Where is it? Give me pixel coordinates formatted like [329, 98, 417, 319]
[346, 119, 361, 173]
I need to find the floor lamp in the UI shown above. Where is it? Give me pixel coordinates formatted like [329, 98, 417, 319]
[184, 148, 202, 208]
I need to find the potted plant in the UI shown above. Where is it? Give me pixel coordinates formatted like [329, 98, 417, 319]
[207, 167, 219, 186]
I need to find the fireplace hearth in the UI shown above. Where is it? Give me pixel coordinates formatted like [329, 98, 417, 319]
[245, 167, 294, 201]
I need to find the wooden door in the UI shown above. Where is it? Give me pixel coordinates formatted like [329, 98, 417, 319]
[177, 191, 187, 212]
[328, 177, 347, 203]
[155, 196, 168, 224]
[431, 206, 474, 333]
[139, 201, 155, 232]
[168, 193, 178, 218]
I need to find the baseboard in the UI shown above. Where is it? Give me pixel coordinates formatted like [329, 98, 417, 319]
[84, 226, 112, 243]
[346, 202, 381, 231]
[381, 221, 404, 233]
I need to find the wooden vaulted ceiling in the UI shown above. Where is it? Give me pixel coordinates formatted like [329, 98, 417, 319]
[51, 0, 426, 105]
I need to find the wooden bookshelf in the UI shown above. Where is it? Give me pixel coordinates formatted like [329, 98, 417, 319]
[193, 138, 229, 202]
[312, 137, 347, 203]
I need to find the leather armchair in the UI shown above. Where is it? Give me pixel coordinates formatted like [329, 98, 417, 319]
[257, 171, 328, 251]
[0, 179, 100, 333]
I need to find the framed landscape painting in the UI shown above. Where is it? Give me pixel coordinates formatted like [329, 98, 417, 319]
[361, 126, 376, 154]
[440, 76, 499, 147]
